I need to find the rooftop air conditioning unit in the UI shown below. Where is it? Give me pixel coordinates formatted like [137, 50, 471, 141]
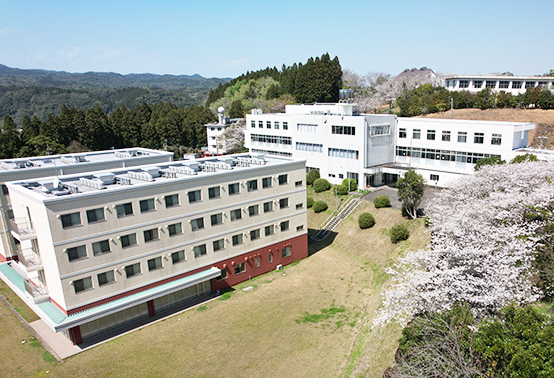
[276, 264, 283, 271]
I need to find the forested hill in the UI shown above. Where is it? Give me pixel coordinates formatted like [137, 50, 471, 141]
[0, 64, 230, 124]
[0, 64, 230, 90]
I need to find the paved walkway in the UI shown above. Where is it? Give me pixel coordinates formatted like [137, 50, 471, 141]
[31, 320, 81, 359]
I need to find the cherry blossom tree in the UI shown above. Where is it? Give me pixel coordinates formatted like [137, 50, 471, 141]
[375, 162, 554, 326]
[217, 122, 245, 154]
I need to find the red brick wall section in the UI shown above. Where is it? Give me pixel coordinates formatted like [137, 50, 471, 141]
[147, 300, 156, 317]
[69, 326, 82, 345]
[66, 233, 308, 315]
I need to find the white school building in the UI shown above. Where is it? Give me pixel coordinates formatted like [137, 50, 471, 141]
[444, 75, 554, 95]
[245, 103, 535, 188]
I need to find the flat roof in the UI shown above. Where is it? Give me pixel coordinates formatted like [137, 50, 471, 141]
[7, 153, 305, 202]
[398, 117, 535, 129]
[0, 148, 173, 173]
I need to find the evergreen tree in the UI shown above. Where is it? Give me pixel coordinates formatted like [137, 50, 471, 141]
[0, 115, 22, 159]
[229, 100, 245, 118]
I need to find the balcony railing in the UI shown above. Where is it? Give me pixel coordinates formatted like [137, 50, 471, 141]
[9, 218, 36, 240]
[24, 279, 48, 303]
[16, 248, 42, 270]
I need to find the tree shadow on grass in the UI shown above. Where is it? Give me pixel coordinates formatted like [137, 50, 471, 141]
[307, 229, 338, 257]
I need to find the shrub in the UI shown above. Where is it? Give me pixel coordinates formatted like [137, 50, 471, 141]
[307, 196, 314, 208]
[358, 213, 375, 229]
[342, 178, 357, 191]
[391, 223, 409, 243]
[334, 184, 348, 195]
[313, 178, 331, 193]
[313, 201, 328, 213]
[306, 169, 320, 186]
[374, 195, 391, 208]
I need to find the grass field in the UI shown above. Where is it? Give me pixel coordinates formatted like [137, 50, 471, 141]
[0, 199, 429, 378]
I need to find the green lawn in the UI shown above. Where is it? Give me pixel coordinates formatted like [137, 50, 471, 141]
[0, 201, 428, 378]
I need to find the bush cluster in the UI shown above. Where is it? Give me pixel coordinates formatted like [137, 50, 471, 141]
[334, 184, 348, 195]
[306, 169, 320, 186]
[358, 213, 376, 229]
[313, 201, 328, 213]
[374, 195, 391, 208]
[390, 223, 409, 243]
[342, 178, 357, 191]
[313, 178, 331, 193]
[307, 196, 314, 208]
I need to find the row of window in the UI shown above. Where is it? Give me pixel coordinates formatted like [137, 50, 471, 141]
[296, 142, 323, 153]
[60, 175, 291, 229]
[250, 149, 292, 157]
[395, 146, 501, 163]
[449, 80, 553, 90]
[250, 134, 292, 145]
[65, 198, 302, 262]
[399, 129, 501, 145]
[328, 148, 359, 160]
[331, 125, 356, 135]
[251, 120, 289, 130]
[72, 242, 294, 294]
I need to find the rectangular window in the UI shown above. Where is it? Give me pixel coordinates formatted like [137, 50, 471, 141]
[61, 212, 81, 229]
[234, 262, 245, 275]
[7, 210, 14, 220]
[120, 233, 137, 248]
[370, 125, 390, 136]
[67, 245, 87, 262]
[266, 121, 271, 129]
[399, 128, 407, 138]
[331, 125, 356, 135]
[250, 229, 260, 240]
[148, 257, 163, 271]
[499, 81, 510, 89]
[213, 239, 224, 252]
[74, 277, 92, 293]
[269, 253, 273, 263]
[255, 257, 260, 268]
[228, 183, 240, 195]
[171, 250, 185, 264]
[328, 148, 359, 160]
[258, 121, 263, 128]
[190, 217, 204, 231]
[232, 234, 243, 246]
[278, 174, 288, 185]
[86, 208, 105, 224]
[248, 205, 259, 216]
[1, 184, 8, 195]
[217, 268, 228, 281]
[474, 133, 484, 144]
[274, 121, 279, 129]
[512, 81, 522, 89]
[265, 225, 274, 236]
[164, 194, 179, 208]
[296, 203, 303, 209]
[527, 81, 537, 88]
[92, 240, 110, 256]
[295, 180, 303, 187]
[188, 190, 202, 203]
[230, 209, 242, 221]
[458, 80, 469, 88]
[473, 80, 483, 89]
[279, 198, 289, 209]
[413, 129, 421, 139]
[116, 203, 133, 218]
[143, 228, 159, 242]
[491, 133, 502, 145]
[262, 177, 272, 188]
[486, 81, 496, 89]
[282, 246, 291, 258]
[263, 201, 273, 213]
[139, 198, 155, 213]
[427, 130, 436, 140]
[168, 222, 182, 236]
[208, 186, 221, 199]
[280, 220, 290, 231]
[193, 244, 207, 258]
[251, 120, 255, 128]
[297, 225, 304, 231]
[442, 131, 451, 142]
[247, 180, 258, 191]
[125, 263, 141, 278]
[430, 174, 440, 182]
[97, 270, 115, 286]
[458, 132, 467, 143]
[210, 213, 223, 226]
[283, 122, 288, 130]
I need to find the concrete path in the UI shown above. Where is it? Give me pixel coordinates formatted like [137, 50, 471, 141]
[31, 320, 82, 359]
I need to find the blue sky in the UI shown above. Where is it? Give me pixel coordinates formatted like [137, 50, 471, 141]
[1, 0, 552, 78]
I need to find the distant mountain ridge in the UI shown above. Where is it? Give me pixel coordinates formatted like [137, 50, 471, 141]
[0, 64, 231, 90]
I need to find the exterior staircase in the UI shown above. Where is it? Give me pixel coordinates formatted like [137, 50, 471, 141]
[312, 197, 362, 242]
